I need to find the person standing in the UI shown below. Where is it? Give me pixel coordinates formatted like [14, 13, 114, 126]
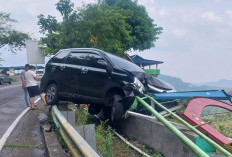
[21, 64, 30, 107]
[25, 65, 47, 109]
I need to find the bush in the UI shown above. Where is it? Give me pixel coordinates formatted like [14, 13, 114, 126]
[96, 121, 113, 157]
[11, 77, 17, 82]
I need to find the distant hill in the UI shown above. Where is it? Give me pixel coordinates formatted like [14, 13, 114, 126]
[195, 79, 232, 89]
[158, 75, 222, 92]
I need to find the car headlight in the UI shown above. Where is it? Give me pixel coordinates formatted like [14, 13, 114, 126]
[133, 77, 145, 94]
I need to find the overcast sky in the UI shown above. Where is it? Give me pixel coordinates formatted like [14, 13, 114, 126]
[0, 0, 232, 83]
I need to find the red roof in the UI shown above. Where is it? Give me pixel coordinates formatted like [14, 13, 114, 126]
[182, 98, 232, 147]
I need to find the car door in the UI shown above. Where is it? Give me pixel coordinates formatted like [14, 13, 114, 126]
[49, 50, 70, 94]
[81, 52, 110, 98]
[64, 51, 88, 97]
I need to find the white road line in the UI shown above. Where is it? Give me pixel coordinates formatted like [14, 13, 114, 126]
[0, 84, 21, 90]
[0, 97, 41, 152]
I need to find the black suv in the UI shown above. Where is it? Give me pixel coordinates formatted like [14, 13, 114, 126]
[40, 48, 173, 121]
[0, 69, 11, 85]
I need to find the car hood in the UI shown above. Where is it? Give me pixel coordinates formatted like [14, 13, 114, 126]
[131, 72, 174, 91]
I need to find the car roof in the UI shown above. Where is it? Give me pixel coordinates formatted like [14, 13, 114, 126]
[62, 48, 104, 54]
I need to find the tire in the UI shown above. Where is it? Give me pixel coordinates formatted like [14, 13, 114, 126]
[0, 79, 3, 85]
[88, 104, 102, 115]
[45, 83, 59, 105]
[107, 94, 124, 122]
[9, 79, 12, 84]
[103, 106, 112, 120]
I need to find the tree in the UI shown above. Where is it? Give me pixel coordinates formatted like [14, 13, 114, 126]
[104, 0, 162, 51]
[38, 0, 162, 57]
[0, 12, 30, 51]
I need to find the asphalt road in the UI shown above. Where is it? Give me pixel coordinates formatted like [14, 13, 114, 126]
[0, 82, 27, 139]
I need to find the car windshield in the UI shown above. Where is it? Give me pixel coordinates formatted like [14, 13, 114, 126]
[106, 53, 144, 73]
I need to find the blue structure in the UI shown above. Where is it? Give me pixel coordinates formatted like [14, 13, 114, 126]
[153, 90, 232, 101]
[131, 55, 163, 67]
[131, 55, 163, 76]
[0, 66, 44, 70]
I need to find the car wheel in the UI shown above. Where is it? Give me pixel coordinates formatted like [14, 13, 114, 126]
[88, 104, 102, 115]
[45, 83, 59, 105]
[109, 94, 124, 122]
[9, 79, 12, 84]
[0, 79, 3, 85]
[103, 106, 112, 120]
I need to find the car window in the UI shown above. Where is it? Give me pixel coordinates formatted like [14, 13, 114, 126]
[106, 53, 144, 72]
[66, 52, 88, 66]
[52, 50, 70, 63]
[36, 71, 44, 74]
[86, 53, 107, 69]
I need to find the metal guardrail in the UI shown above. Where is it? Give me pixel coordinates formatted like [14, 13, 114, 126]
[51, 105, 100, 157]
[135, 95, 232, 157]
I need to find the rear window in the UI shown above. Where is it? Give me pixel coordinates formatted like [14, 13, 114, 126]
[66, 52, 88, 66]
[106, 53, 144, 72]
[52, 50, 70, 63]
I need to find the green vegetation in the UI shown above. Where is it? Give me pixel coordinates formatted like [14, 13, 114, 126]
[201, 111, 232, 138]
[96, 121, 114, 157]
[141, 144, 163, 157]
[37, 0, 162, 57]
[112, 137, 136, 157]
[4, 143, 43, 149]
[73, 104, 162, 156]
[75, 105, 88, 125]
[11, 77, 17, 82]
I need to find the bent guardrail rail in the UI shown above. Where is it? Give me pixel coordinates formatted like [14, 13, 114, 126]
[51, 105, 100, 157]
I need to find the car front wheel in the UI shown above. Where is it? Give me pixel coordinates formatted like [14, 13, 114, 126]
[109, 94, 124, 122]
[88, 104, 102, 115]
[45, 83, 59, 105]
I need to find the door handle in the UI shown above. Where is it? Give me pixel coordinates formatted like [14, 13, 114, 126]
[51, 66, 56, 72]
[61, 65, 65, 70]
[81, 68, 88, 74]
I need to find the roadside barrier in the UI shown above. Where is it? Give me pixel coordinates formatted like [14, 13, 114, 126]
[134, 95, 232, 157]
[51, 105, 100, 157]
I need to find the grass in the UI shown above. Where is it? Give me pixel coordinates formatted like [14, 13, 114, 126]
[10, 77, 17, 82]
[96, 121, 114, 157]
[75, 104, 89, 125]
[112, 137, 137, 157]
[4, 143, 43, 149]
[73, 103, 163, 157]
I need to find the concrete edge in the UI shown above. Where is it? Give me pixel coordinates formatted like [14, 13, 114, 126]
[41, 127, 66, 157]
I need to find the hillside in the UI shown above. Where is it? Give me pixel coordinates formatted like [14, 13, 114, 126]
[158, 75, 221, 92]
[195, 79, 232, 89]
[201, 111, 232, 138]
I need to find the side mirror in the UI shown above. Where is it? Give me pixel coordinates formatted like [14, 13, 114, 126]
[97, 59, 108, 67]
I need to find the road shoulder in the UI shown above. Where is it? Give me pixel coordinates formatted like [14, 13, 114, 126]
[0, 101, 49, 157]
